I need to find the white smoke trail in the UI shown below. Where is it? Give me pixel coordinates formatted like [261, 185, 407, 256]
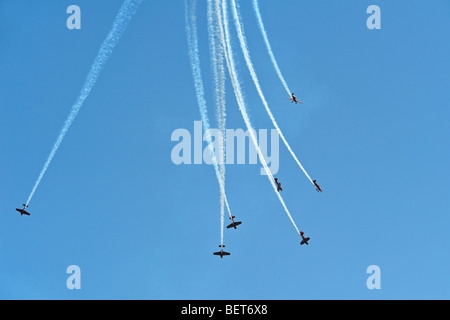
[185, 0, 233, 246]
[218, 0, 300, 235]
[252, 0, 291, 96]
[230, 0, 314, 186]
[26, 0, 143, 206]
[207, 0, 229, 244]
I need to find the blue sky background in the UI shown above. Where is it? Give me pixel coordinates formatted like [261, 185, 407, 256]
[0, 0, 449, 299]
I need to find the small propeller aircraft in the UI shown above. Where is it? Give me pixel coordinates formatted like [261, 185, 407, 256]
[274, 178, 283, 192]
[213, 245, 230, 258]
[313, 180, 322, 192]
[227, 216, 242, 229]
[300, 231, 310, 245]
[15, 204, 30, 216]
[287, 93, 303, 104]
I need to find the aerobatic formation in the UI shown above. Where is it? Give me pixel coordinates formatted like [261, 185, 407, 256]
[15, 0, 321, 259]
[184, 0, 321, 258]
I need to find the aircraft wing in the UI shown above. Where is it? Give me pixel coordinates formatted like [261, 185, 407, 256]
[287, 97, 303, 104]
[15, 209, 30, 216]
[213, 251, 230, 256]
[226, 221, 242, 229]
[301, 237, 310, 245]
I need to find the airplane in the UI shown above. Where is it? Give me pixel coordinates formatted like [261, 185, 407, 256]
[300, 231, 310, 245]
[213, 245, 230, 258]
[313, 180, 322, 192]
[274, 178, 283, 192]
[287, 93, 303, 104]
[227, 215, 242, 229]
[15, 204, 30, 216]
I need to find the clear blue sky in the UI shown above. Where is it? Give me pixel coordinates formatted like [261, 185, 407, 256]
[1, 0, 449, 299]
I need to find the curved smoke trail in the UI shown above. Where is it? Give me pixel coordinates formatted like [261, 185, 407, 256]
[26, 0, 143, 206]
[218, 0, 300, 235]
[230, 0, 314, 186]
[252, 0, 291, 96]
[185, 0, 233, 246]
